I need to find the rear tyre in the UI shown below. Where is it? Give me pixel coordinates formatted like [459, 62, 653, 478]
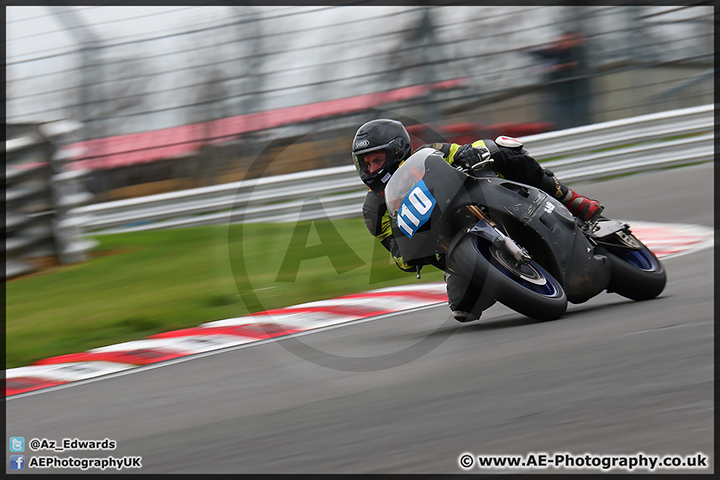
[595, 231, 666, 301]
[448, 234, 567, 321]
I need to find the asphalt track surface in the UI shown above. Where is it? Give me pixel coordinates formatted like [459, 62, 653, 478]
[6, 162, 714, 474]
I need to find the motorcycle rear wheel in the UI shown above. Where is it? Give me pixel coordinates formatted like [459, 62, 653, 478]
[448, 234, 568, 321]
[595, 231, 666, 301]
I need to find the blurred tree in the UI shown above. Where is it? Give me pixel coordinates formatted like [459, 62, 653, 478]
[182, 9, 234, 187]
[50, 7, 103, 141]
[233, 6, 267, 117]
[383, 8, 442, 127]
[232, 6, 268, 179]
[99, 53, 150, 134]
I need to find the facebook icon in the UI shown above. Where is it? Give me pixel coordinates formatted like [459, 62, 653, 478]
[10, 455, 25, 470]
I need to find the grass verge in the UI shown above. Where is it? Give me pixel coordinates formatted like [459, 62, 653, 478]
[6, 219, 444, 369]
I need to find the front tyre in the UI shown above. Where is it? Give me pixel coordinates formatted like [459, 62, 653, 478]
[595, 231, 666, 301]
[448, 234, 567, 321]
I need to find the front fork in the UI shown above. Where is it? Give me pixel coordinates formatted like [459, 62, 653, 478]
[457, 205, 532, 265]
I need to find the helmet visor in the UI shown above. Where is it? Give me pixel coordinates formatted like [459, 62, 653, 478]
[352, 140, 396, 176]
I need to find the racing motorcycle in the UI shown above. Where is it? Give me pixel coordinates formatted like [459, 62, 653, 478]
[384, 147, 666, 321]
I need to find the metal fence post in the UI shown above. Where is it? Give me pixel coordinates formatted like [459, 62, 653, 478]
[5, 121, 98, 280]
[6, 124, 56, 278]
[44, 121, 99, 265]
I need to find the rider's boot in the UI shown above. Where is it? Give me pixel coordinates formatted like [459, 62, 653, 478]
[561, 188, 603, 221]
[541, 169, 603, 221]
[445, 272, 493, 323]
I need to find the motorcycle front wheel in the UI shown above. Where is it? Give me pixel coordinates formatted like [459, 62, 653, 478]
[595, 230, 666, 301]
[447, 234, 568, 321]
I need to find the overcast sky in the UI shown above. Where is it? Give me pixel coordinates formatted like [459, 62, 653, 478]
[6, 6, 712, 132]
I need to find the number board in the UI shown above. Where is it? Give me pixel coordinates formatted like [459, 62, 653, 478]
[397, 179, 437, 238]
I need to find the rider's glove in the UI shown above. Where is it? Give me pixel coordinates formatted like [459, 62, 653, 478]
[393, 254, 416, 272]
[452, 144, 490, 170]
[394, 253, 443, 272]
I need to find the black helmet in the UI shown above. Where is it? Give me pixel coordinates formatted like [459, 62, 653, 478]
[352, 119, 412, 194]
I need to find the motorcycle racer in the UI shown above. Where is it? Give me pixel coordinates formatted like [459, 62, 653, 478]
[352, 118, 604, 322]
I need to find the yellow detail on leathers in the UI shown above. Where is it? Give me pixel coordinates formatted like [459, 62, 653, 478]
[447, 140, 488, 165]
[377, 212, 393, 242]
[393, 254, 414, 271]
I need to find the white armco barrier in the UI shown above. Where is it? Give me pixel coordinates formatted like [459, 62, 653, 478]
[73, 104, 713, 235]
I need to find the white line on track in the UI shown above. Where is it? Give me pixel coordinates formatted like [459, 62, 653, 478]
[6, 220, 713, 399]
[5, 302, 446, 400]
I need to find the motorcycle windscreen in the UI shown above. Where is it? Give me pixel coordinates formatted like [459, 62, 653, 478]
[385, 148, 466, 261]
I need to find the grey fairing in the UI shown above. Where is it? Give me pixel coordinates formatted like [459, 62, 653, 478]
[460, 177, 610, 304]
[389, 154, 609, 304]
